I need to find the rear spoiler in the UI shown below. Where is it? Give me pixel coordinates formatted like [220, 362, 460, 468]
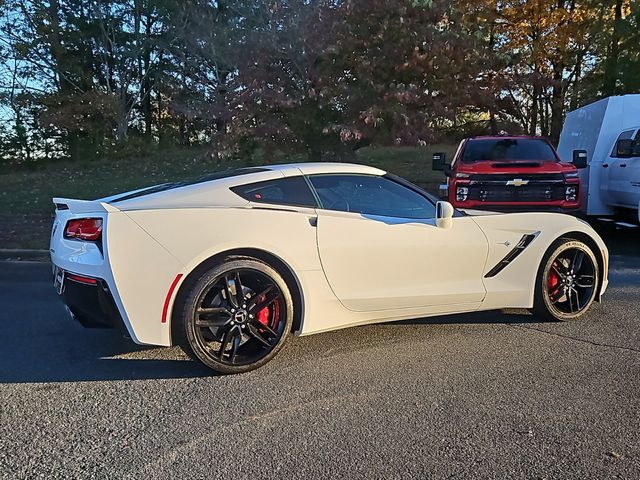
[53, 197, 120, 214]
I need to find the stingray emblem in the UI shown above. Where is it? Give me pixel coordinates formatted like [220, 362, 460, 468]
[506, 178, 529, 187]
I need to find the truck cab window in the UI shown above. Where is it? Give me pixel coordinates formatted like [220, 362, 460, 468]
[611, 130, 636, 157]
[461, 138, 558, 163]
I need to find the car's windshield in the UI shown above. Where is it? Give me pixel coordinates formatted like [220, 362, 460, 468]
[461, 138, 558, 163]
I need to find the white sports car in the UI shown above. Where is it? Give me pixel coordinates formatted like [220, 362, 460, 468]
[50, 163, 609, 374]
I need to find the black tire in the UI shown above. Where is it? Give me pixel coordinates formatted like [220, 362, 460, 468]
[173, 257, 293, 374]
[531, 238, 599, 322]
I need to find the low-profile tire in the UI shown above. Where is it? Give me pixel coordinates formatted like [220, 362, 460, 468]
[531, 238, 599, 322]
[173, 257, 293, 374]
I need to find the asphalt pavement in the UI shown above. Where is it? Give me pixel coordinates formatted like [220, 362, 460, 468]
[1, 225, 639, 479]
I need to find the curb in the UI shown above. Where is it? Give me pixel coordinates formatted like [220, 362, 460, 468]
[0, 249, 50, 262]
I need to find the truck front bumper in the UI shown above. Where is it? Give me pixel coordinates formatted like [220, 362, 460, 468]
[456, 203, 581, 213]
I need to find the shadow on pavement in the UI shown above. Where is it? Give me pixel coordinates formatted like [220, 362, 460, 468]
[0, 262, 544, 384]
[391, 309, 544, 327]
[0, 262, 212, 383]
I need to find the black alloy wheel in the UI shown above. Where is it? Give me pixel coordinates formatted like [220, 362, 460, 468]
[532, 239, 599, 321]
[174, 258, 293, 374]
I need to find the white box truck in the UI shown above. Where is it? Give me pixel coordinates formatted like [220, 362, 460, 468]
[557, 95, 640, 223]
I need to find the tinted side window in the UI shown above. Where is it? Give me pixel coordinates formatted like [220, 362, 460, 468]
[111, 167, 269, 203]
[309, 174, 436, 219]
[232, 176, 317, 207]
[633, 133, 640, 158]
[611, 130, 636, 157]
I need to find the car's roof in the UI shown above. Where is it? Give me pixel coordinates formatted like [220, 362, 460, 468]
[262, 162, 386, 176]
[103, 162, 388, 211]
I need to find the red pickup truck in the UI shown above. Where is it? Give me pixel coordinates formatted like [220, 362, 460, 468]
[433, 136, 586, 212]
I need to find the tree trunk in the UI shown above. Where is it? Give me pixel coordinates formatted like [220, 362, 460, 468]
[179, 117, 188, 146]
[156, 51, 165, 142]
[116, 101, 130, 143]
[116, 121, 129, 143]
[603, 0, 623, 96]
[540, 92, 549, 137]
[46, 0, 64, 91]
[142, 8, 153, 137]
[550, 73, 565, 145]
[14, 116, 31, 162]
[134, 0, 152, 137]
[530, 80, 539, 135]
[570, 60, 582, 111]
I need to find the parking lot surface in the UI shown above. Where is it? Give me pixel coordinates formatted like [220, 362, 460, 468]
[1, 225, 639, 479]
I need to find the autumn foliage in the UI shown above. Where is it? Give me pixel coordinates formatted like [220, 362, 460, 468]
[0, 0, 638, 163]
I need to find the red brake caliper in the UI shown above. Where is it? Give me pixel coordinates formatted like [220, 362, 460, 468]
[548, 263, 560, 294]
[257, 300, 280, 328]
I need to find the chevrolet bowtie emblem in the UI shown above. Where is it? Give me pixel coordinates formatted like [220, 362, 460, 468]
[506, 178, 529, 187]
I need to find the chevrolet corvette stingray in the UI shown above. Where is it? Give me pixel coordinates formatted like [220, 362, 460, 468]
[50, 163, 609, 374]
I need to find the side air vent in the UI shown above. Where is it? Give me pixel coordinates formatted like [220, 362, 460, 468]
[484, 233, 538, 278]
[55, 203, 69, 210]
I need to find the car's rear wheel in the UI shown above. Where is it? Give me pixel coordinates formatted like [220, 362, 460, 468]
[174, 258, 293, 374]
[532, 238, 599, 321]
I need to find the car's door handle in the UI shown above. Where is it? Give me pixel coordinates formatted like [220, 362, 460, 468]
[308, 217, 318, 227]
[620, 164, 627, 168]
[602, 164, 608, 168]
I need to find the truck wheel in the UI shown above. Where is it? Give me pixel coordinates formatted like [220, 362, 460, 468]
[531, 238, 599, 322]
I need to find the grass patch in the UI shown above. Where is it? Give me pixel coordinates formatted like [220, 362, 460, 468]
[0, 144, 455, 216]
[357, 145, 455, 192]
[0, 144, 456, 249]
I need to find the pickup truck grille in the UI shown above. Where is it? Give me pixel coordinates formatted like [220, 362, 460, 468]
[469, 173, 565, 182]
[469, 185, 565, 202]
[467, 174, 566, 203]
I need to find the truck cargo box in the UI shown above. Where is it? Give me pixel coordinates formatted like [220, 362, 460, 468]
[558, 95, 640, 216]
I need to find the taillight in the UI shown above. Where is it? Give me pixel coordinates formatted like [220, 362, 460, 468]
[64, 218, 103, 241]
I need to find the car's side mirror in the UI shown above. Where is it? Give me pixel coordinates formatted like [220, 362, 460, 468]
[616, 139, 634, 158]
[432, 152, 446, 171]
[572, 150, 588, 169]
[435, 201, 454, 229]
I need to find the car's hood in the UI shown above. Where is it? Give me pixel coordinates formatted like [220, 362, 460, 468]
[470, 211, 608, 259]
[456, 160, 576, 175]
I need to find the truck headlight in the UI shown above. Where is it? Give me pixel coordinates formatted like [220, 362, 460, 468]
[456, 186, 468, 202]
[565, 186, 577, 202]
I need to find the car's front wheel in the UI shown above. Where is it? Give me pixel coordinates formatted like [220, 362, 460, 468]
[532, 238, 600, 321]
[173, 258, 293, 374]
